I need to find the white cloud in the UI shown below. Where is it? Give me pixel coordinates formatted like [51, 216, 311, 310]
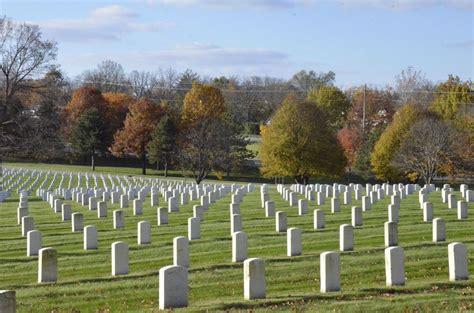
[65, 42, 291, 77]
[37, 5, 174, 42]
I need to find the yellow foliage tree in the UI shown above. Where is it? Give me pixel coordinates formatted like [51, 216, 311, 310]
[371, 104, 421, 181]
[260, 94, 346, 184]
[181, 82, 226, 126]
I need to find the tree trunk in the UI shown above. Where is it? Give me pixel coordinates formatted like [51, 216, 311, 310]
[141, 151, 146, 175]
[91, 153, 95, 171]
[164, 162, 168, 177]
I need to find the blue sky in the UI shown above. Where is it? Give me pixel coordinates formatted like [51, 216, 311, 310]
[1, 0, 473, 87]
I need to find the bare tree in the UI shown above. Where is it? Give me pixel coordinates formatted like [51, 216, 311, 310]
[392, 116, 454, 184]
[129, 70, 157, 98]
[395, 66, 434, 109]
[0, 16, 57, 122]
[153, 67, 178, 104]
[82, 60, 128, 93]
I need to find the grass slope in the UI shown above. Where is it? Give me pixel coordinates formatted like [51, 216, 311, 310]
[0, 164, 472, 312]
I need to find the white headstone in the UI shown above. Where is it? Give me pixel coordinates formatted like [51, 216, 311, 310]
[264, 201, 275, 217]
[157, 207, 168, 225]
[276, 211, 287, 233]
[232, 231, 247, 262]
[120, 194, 128, 208]
[385, 246, 405, 286]
[38, 247, 57, 283]
[298, 199, 308, 215]
[432, 218, 446, 242]
[457, 201, 468, 219]
[423, 202, 433, 222]
[113, 210, 125, 229]
[84, 225, 98, 250]
[61, 204, 71, 221]
[17, 207, 28, 225]
[0, 290, 15, 313]
[159, 265, 188, 310]
[340, 224, 353, 251]
[188, 217, 200, 240]
[231, 214, 242, 235]
[244, 258, 266, 300]
[314, 209, 325, 229]
[320, 251, 340, 292]
[27, 230, 42, 256]
[72, 212, 83, 232]
[97, 201, 107, 218]
[21, 216, 34, 237]
[133, 199, 143, 215]
[331, 198, 340, 213]
[111, 241, 128, 276]
[168, 197, 179, 212]
[287, 228, 302, 256]
[173, 236, 189, 268]
[138, 221, 151, 245]
[193, 205, 204, 221]
[384, 221, 398, 247]
[362, 196, 371, 211]
[351, 206, 362, 227]
[448, 242, 468, 281]
[388, 204, 399, 223]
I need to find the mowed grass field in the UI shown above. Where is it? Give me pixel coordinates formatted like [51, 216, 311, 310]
[0, 164, 473, 312]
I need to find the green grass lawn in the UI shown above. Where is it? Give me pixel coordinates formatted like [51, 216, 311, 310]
[0, 164, 472, 312]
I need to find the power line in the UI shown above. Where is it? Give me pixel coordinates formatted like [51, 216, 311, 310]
[74, 79, 474, 95]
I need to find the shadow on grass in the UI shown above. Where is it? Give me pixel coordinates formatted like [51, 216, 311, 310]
[215, 282, 473, 311]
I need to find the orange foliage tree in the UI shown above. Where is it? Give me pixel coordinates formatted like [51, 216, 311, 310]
[337, 126, 363, 169]
[102, 92, 133, 145]
[110, 98, 165, 175]
[64, 87, 107, 136]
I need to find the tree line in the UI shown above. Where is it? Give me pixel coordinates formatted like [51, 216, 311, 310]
[1, 16, 473, 184]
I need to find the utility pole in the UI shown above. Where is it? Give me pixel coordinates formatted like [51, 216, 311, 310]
[362, 84, 366, 134]
[0, 156, 3, 191]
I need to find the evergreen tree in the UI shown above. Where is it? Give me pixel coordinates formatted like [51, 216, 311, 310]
[146, 115, 178, 177]
[70, 108, 104, 171]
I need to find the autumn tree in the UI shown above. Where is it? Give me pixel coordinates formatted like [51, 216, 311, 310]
[260, 94, 346, 185]
[392, 116, 455, 184]
[345, 87, 396, 137]
[111, 98, 165, 175]
[146, 114, 178, 177]
[337, 126, 363, 170]
[371, 104, 421, 181]
[430, 75, 473, 120]
[179, 82, 250, 184]
[70, 108, 105, 171]
[64, 87, 106, 127]
[181, 82, 226, 125]
[102, 92, 133, 145]
[308, 85, 351, 129]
